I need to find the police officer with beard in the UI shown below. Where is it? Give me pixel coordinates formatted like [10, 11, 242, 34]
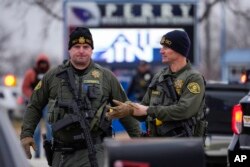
[20, 27, 141, 167]
[107, 30, 207, 138]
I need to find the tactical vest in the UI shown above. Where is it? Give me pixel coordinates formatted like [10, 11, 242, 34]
[146, 70, 197, 137]
[148, 74, 177, 107]
[146, 72, 176, 137]
[47, 64, 110, 143]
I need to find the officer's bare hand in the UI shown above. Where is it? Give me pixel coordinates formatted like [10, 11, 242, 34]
[106, 100, 137, 119]
[21, 137, 36, 159]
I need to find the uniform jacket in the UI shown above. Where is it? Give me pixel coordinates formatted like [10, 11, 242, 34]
[20, 60, 141, 140]
[141, 61, 206, 135]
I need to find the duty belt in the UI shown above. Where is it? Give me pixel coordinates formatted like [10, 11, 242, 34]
[153, 117, 197, 137]
[53, 136, 103, 153]
[153, 117, 196, 127]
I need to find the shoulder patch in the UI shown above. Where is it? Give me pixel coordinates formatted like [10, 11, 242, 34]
[34, 81, 42, 90]
[187, 82, 200, 94]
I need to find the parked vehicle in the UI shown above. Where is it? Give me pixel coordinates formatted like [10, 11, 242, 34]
[227, 90, 250, 167]
[0, 74, 25, 119]
[205, 82, 250, 166]
[104, 138, 205, 167]
[0, 85, 25, 119]
[0, 111, 29, 167]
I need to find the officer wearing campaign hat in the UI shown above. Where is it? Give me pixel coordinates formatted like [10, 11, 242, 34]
[107, 30, 207, 140]
[20, 27, 141, 167]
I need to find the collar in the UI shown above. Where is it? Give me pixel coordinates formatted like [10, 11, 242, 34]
[70, 60, 95, 76]
[162, 60, 192, 79]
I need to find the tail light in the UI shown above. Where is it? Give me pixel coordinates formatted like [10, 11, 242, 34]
[240, 69, 250, 83]
[232, 104, 243, 134]
[114, 160, 150, 167]
[240, 73, 247, 83]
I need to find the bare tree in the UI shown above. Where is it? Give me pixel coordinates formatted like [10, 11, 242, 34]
[23, 0, 62, 21]
[198, 0, 250, 80]
[0, 0, 63, 76]
[1, 0, 250, 80]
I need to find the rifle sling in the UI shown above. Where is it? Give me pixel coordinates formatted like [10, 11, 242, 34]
[90, 101, 107, 131]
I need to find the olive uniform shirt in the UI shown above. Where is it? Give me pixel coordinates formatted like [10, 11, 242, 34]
[141, 61, 205, 136]
[20, 60, 141, 140]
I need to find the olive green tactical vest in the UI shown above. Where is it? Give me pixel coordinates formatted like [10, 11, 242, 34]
[148, 75, 176, 107]
[146, 72, 178, 136]
[48, 65, 105, 142]
[145, 67, 205, 137]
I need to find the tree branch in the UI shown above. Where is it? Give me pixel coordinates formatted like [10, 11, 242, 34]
[198, 0, 225, 23]
[23, 0, 63, 21]
[226, 1, 250, 20]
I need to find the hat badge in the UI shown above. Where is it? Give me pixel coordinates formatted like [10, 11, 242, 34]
[164, 39, 172, 45]
[160, 37, 165, 44]
[160, 37, 172, 46]
[79, 37, 85, 44]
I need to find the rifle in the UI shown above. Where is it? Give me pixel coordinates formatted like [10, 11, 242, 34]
[156, 75, 194, 137]
[158, 76, 178, 103]
[52, 68, 98, 167]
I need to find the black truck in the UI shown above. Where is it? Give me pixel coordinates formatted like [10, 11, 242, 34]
[227, 89, 250, 167]
[205, 82, 250, 166]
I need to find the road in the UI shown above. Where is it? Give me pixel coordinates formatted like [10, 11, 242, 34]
[12, 119, 130, 167]
[27, 134, 130, 167]
[12, 119, 48, 167]
[29, 157, 48, 167]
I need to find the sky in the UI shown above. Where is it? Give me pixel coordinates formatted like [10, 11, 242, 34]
[0, 1, 64, 64]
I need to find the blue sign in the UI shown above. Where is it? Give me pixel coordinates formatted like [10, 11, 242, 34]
[91, 28, 178, 64]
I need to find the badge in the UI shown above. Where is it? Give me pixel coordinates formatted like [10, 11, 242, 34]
[175, 80, 184, 89]
[78, 37, 85, 44]
[91, 70, 100, 78]
[174, 80, 184, 95]
[34, 81, 42, 90]
[160, 37, 165, 44]
[187, 82, 200, 94]
[160, 36, 172, 46]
